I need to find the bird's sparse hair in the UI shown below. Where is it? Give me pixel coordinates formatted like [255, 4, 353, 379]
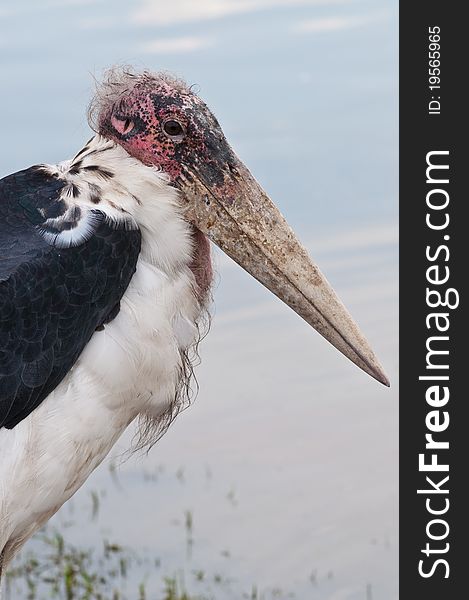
[88, 66, 191, 132]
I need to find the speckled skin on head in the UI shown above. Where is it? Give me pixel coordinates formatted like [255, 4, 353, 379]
[97, 74, 234, 187]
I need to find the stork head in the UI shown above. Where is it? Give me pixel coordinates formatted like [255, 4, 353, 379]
[92, 69, 389, 386]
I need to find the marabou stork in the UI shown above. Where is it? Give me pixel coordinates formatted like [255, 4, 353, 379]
[0, 69, 389, 576]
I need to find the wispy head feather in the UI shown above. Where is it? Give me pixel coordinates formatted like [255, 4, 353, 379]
[88, 66, 190, 132]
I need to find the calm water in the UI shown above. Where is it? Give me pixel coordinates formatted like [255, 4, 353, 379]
[1, 1, 398, 598]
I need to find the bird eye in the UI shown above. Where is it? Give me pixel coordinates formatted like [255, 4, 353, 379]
[163, 119, 185, 139]
[111, 114, 135, 136]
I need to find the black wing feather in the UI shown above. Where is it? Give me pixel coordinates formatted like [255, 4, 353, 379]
[0, 166, 141, 429]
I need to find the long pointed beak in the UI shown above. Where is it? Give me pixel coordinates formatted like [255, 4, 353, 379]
[178, 153, 389, 387]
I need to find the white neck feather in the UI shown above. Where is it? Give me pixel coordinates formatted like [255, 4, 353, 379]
[47, 134, 195, 277]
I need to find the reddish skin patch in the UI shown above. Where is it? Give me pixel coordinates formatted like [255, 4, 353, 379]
[189, 227, 213, 297]
[99, 81, 219, 296]
[99, 82, 209, 181]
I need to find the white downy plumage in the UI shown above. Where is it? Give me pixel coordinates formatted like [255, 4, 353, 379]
[0, 135, 205, 569]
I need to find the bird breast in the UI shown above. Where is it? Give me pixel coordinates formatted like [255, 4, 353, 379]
[0, 136, 209, 565]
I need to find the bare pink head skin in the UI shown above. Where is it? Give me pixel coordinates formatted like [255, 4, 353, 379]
[95, 72, 234, 185]
[93, 69, 389, 386]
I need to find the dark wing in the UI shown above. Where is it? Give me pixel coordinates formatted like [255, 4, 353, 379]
[0, 166, 141, 429]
